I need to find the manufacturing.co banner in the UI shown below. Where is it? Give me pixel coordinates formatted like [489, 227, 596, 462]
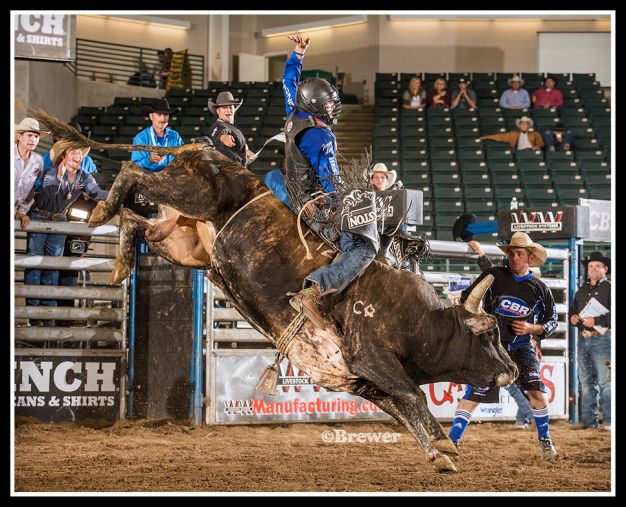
[14, 14, 76, 61]
[211, 353, 567, 424]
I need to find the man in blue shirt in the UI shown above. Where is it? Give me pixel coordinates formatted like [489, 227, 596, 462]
[282, 34, 377, 330]
[131, 98, 183, 172]
[499, 75, 531, 110]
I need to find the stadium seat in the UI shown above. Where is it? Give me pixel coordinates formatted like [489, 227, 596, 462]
[514, 150, 544, 162]
[551, 173, 584, 186]
[429, 148, 458, 161]
[464, 184, 495, 199]
[588, 185, 611, 200]
[457, 148, 485, 162]
[492, 172, 521, 186]
[432, 172, 462, 185]
[463, 172, 491, 185]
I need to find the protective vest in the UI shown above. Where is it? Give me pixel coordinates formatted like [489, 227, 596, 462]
[283, 109, 333, 202]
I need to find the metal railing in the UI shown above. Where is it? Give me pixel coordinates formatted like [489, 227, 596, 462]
[65, 38, 205, 90]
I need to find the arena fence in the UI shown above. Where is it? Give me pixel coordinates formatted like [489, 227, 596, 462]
[13, 220, 128, 422]
[203, 241, 570, 425]
[65, 38, 205, 90]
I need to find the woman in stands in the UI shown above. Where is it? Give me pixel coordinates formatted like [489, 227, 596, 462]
[426, 78, 451, 109]
[402, 76, 427, 109]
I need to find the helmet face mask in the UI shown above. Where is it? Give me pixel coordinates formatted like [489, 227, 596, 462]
[296, 77, 342, 125]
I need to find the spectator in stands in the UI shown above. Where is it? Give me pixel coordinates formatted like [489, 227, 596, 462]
[370, 163, 397, 191]
[208, 91, 254, 166]
[402, 76, 426, 110]
[543, 122, 574, 152]
[481, 116, 544, 151]
[127, 62, 157, 88]
[24, 141, 108, 326]
[15, 118, 49, 230]
[451, 78, 478, 110]
[467, 239, 536, 429]
[426, 78, 451, 109]
[131, 98, 183, 173]
[499, 75, 531, 110]
[532, 75, 563, 110]
[155, 48, 173, 89]
[569, 251, 611, 431]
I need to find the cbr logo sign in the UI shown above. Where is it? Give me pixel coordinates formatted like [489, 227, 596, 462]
[510, 210, 564, 232]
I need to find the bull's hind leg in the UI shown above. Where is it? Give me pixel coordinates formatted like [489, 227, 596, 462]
[111, 208, 152, 284]
[89, 161, 149, 227]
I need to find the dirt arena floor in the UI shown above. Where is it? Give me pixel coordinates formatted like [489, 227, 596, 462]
[14, 417, 611, 493]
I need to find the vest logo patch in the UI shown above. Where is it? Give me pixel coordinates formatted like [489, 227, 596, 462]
[495, 296, 533, 320]
[286, 121, 293, 133]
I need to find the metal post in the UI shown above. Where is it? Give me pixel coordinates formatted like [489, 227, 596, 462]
[126, 246, 139, 418]
[567, 238, 580, 423]
[191, 269, 205, 425]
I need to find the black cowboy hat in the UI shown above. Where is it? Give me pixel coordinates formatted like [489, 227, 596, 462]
[207, 91, 243, 115]
[452, 213, 477, 242]
[143, 98, 178, 115]
[582, 251, 611, 274]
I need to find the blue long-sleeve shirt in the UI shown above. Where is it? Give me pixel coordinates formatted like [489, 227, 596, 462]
[282, 50, 339, 193]
[131, 126, 183, 173]
[499, 89, 531, 109]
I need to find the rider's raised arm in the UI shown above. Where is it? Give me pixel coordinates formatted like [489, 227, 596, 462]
[282, 34, 311, 117]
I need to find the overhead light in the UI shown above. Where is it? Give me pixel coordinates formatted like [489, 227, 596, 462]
[84, 14, 191, 30]
[388, 13, 609, 21]
[261, 15, 367, 38]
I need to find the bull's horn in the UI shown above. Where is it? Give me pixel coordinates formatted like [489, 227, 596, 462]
[463, 274, 495, 315]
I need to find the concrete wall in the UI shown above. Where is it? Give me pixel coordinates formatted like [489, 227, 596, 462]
[14, 60, 78, 122]
[77, 80, 164, 109]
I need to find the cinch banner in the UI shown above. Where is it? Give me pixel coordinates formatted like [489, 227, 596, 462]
[14, 14, 76, 61]
[14, 355, 121, 422]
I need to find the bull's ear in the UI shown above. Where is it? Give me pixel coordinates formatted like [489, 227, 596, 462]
[463, 315, 497, 335]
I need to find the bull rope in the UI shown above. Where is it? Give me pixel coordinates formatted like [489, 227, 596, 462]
[212, 190, 272, 247]
[296, 192, 333, 261]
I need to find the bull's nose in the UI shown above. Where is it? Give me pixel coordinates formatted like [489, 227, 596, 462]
[495, 373, 512, 387]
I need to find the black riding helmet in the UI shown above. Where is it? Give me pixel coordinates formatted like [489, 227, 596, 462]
[296, 77, 342, 125]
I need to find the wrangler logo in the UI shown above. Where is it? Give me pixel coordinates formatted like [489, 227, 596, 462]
[510, 210, 564, 232]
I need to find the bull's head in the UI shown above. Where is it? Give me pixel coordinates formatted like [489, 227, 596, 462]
[417, 275, 518, 389]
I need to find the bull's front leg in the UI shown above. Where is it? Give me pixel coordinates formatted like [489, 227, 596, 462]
[414, 387, 459, 459]
[348, 347, 457, 473]
[89, 161, 148, 227]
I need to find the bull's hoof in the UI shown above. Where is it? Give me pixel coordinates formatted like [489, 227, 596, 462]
[433, 438, 460, 461]
[110, 261, 132, 284]
[432, 454, 458, 473]
[88, 202, 110, 227]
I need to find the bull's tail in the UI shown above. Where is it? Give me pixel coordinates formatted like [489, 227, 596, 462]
[28, 108, 203, 157]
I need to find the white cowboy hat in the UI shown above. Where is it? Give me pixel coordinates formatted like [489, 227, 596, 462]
[508, 75, 525, 86]
[515, 116, 534, 129]
[497, 232, 548, 267]
[371, 163, 397, 190]
[15, 117, 50, 140]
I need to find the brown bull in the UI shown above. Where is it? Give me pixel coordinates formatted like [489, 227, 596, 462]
[32, 110, 518, 474]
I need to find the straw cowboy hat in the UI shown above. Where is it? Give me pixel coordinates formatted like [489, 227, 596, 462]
[508, 75, 525, 86]
[208, 91, 243, 115]
[143, 98, 178, 115]
[582, 251, 610, 274]
[371, 163, 397, 190]
[15, 117, 50, 140]
[49, 140, 91, 166]
[496, 232, 548, 267]
[515, 116, 534, 129]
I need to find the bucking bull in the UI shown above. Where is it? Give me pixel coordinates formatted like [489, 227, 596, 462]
[32, 110, 518, 473]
